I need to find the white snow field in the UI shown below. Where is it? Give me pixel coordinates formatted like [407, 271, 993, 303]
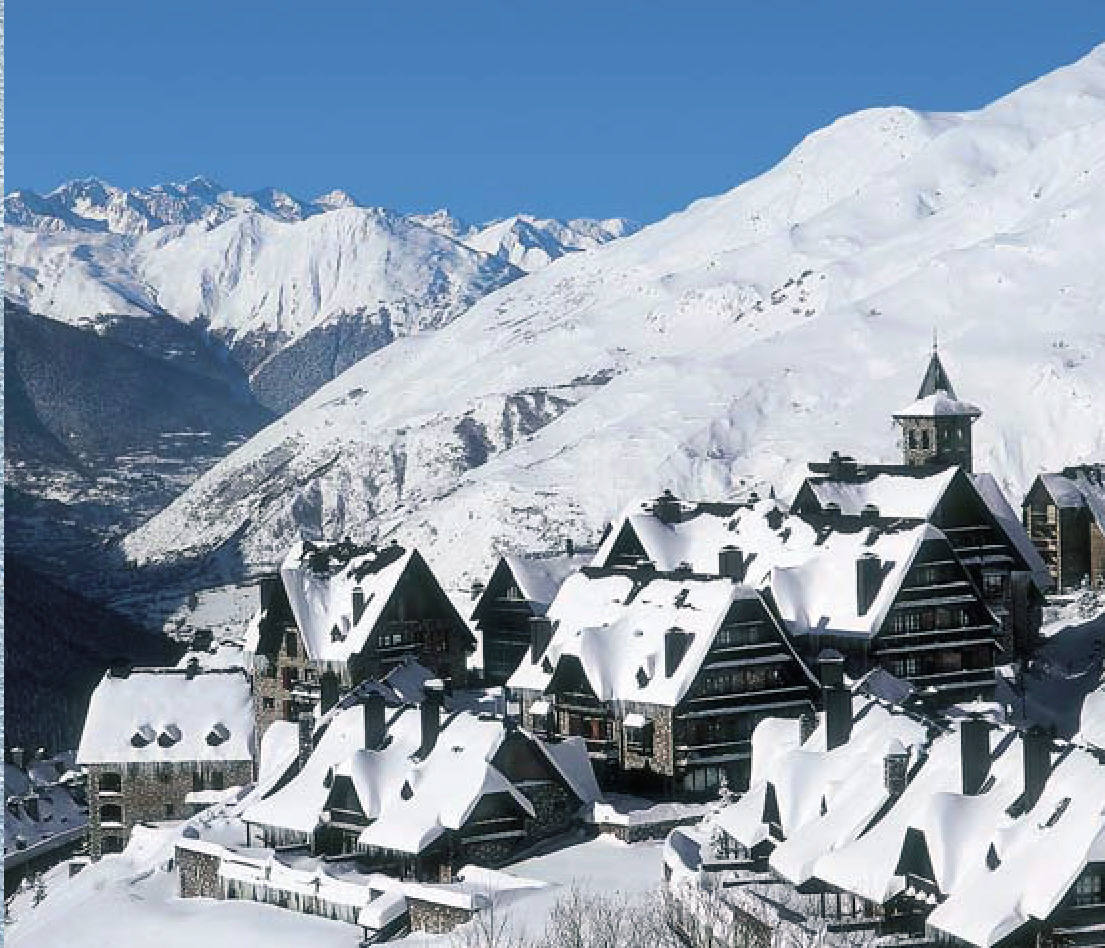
[5, 817, 664, 948]
[123, 45, 1105, 592]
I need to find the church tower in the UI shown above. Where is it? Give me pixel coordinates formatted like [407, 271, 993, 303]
[892, 341, 981, 472]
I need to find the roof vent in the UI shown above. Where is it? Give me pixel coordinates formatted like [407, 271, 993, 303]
[131, 725, 156, 747]
[860, 503, 880, 524]
[206, 723, 230, 746]
[400, 780, 413, 801]
[158, 725, 182, 747]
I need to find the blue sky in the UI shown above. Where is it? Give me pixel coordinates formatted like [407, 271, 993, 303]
[8, 2, 1104, 224]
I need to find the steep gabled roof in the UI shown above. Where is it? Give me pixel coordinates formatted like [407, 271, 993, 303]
[508, 572, 772, 707]
[280, 540, 474, 664]
[470, 553, 588, 624]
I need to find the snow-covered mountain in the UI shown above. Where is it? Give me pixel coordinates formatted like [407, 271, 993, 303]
[5, 182, 634, 410]
[122, 45, 1105, 591]
[415, 212, 638, 272]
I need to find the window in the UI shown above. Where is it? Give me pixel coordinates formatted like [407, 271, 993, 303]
[101, 835, 125, 854]
[921, 430, 931, 449]
[282, 667, 298, 690]
[908, 430, 918, 449]
[99, 771, 121, 794]
[1047, 504, 1058, 525]
[165, 803, 175, 819]
[890, 610, 922, 634]
[211, 770, 225, 791]
[982, 572, 1006, 599]
[285, 632, 298, 658]
[100, 803, 123, 824]
[1074, 870, 1104, 907]
[262, 697, 274, 710]
[193, 770, 203, 792]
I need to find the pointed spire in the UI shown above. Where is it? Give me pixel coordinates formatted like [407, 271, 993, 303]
[917, 347, 957, 400]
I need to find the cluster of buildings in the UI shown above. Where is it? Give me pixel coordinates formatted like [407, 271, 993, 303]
[663, 664, 1105, 948]
[66, 346, 1103, 943]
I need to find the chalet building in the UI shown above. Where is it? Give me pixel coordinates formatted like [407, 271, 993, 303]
[792, 462, 1047, 655]
[241, 682, 599, 883]
[77, 664, 254, 859]
[246, 539, 475, 740]
[793, 346, 1048, 656]
[1023, 465, 1105, 591]
[469, 549, 590, 685]
[892, 345, 981, 473]
[665, 678, 1105, 948]
[508, 566, 819, 797]
[587, 493, 1003, 715]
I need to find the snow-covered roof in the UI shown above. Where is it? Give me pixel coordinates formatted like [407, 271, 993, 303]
[894, 391, 982, 419]
[508, 571, 768, 706]
[1037, 466, 1105, 534]
[926, 745, 1105, 947]
[769, 523, 941, 640]
[76, 667, 253, 765]
[280, 539, 472, 665]
[590, 497, 812, 576]
[971, 473, 1051, 589]
[710, 687, 1105, 948]
[800, 467, 958, 520]
[503, 553, 589, 607]
[242, 702, 597, 853]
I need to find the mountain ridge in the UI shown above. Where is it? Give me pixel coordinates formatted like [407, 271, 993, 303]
[121, 45, 1105, 592]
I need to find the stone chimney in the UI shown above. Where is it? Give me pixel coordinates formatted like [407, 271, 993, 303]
[363, 692, 386, 750]
[565, 537, 575, 557]
[352, 587, 367, 625]
[860, 503, 880, 524]
[297, 714, 316, 769]
[419, 681, 444, 758]
[530, 616, 554, 663]
[960, 717, 992, 796]
[856, 553, 883, 616]
[470, 580, 485, 602]
[653, 490, 682, 525]
[818, 650, 852, 751]
[1022, 725, 1051, 811]
[320, 672, 340, 715]
[665, 628, 692, 678]
[719, 546, 746, 582]
[884, 739, 909, 798]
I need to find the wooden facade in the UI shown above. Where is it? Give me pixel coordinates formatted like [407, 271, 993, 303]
[1023, 468, 1105, 592]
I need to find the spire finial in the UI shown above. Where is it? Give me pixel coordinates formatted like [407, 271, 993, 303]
[932, 327, 938, 354]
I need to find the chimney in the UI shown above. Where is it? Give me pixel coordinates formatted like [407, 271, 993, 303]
[565, 537, 574, 557]
[184, 657, 201, 679]
[419, 681, 444, 758]
[884, 739, 909, 798]
[363, 692, 386, 750]
[818, 650, 852, 750]
[352, 587, 367, 625]
[798, 708, 818, 746]
[860, 503, 880, 525]
[470, 580, 485, 602]
[719, 546, 746, 582]
[653, 490, 682, 525]
[297, 714, 316, 768]
[856, 553, 883, 615]
[10, 747, 24, 771]
[530, 616, 554, 663]
[960, 717, 992, 796]
[829, 451, 843, 478]
[320, 672, 340, 715]
[1022, 725, 1051, 811]
[665, 628, 692, 678]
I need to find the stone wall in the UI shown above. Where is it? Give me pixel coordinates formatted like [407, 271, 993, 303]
[408, 898, 475, 934]
[176, 843, 222, 899]
[597, 815, 703, 844]
[89, 759, 252, 859]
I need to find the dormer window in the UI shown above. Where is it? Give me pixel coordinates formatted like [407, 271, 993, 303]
[158, 724, 182, 747]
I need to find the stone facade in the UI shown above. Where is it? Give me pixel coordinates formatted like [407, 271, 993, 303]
[88, 759, 253, 859]
[176, 843, 222, 899]
[408, 897, 476, 934]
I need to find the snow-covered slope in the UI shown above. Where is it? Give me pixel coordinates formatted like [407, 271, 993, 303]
[123, 46, 1105, 590]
